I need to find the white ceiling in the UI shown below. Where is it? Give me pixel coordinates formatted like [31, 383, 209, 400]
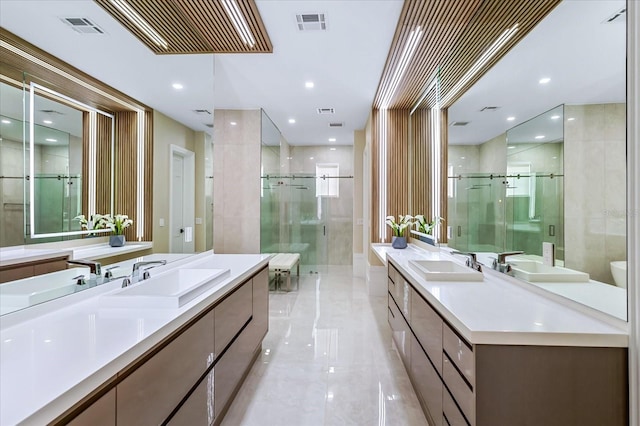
[0, 0, 403, 146]
[448, 0, 626, 145]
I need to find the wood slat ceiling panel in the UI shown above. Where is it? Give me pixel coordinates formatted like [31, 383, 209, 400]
[374, 0, 561, 111]
[94, 0, 272, 54]
[374, 0, 482, 109]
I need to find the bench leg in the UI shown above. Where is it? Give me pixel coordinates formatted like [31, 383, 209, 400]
[286, 270, 291, 292]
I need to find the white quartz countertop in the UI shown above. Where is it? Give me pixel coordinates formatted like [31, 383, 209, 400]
[0, 252, 270, 425]
[372, 244, 627, 348]
[0, 247, 73, 267]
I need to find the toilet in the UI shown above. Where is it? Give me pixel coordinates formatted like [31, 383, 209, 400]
[610, 261, 627, 289]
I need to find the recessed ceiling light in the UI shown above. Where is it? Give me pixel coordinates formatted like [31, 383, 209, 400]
[172, 83, 184, 90]
[287, 156, 293, 160]
[550, 115, 560, 120]
[45, 138, 57, 142]
[539, 77, 551, 84]
[288, 118, 296, 124]
[305, 81, 314, 89]
[567, 117, 575, 121]
[43, 119, 53, 124]
[508, 146, 515, 149]
[506, 116, 515, 121]
[328, 138, 336, 142]
[309, 157, 314, 160]
[1, 119, 10, 124]
[329, 148, 336, 151]
[230, 121, 237, 126]
[535, 135, 545, 139]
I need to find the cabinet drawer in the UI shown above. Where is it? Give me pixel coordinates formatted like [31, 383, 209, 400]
[167, 371, 214, 426]
[388, 277, 396, 301]
[214, 281, 253, 356]
[410, 335, 442, 426]
[411, 291, 443, 373]
[388, 295, 410, 364]
[443, 354, 474, 424]
[443, 324, 474, 386]
[388, 264, 398, 284]
[443, 387, 470, 426]
[68, 389, 116, 426]
[117, 310, 215, 425]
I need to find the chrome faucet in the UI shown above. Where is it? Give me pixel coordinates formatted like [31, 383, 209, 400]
[450, 251, 482, 272]
[68, 260, 102, 286]
[492, 251, 525, 274]
[131, 260, 167, 282]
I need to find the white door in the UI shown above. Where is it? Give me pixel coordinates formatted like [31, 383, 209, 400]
[170, 146, 195, 253]
[171, 153, 185, 252]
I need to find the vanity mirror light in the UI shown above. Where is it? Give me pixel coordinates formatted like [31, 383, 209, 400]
[446, 0, 627, 320]
[28, 82, 114, 239]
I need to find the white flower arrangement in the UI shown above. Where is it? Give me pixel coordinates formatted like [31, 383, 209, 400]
[385, 215, 414, 237]
[103, 214, 133, 235]
[413, 215, 442, 235]
[73, 214, 107, 231]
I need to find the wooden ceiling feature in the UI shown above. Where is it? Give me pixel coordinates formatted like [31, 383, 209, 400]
[94, 0, 272, 54]
[373, 0, 482, 110]
[374, 0, 561, 110]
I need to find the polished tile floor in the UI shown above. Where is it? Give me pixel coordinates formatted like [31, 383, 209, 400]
[221, 266, 428, 426]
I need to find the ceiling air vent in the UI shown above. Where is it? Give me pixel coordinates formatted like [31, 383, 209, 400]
[61, 17, 105, 34]
[39, 109, 64, 115]
[296, 13, 327, 31]
[450, 121, 470, 127]
[479, 106, 500, 112]
[603, 8, 626, 23]
[328, 122, 344, 128]
[317, 108, 335, 115]
[193, 109, 212, 115]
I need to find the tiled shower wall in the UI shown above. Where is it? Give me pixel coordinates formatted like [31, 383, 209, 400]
[564, 103, 626, 285]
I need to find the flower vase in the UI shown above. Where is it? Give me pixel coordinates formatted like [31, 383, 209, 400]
[109, 235, 126, 247]
[391, 236, 407, 249]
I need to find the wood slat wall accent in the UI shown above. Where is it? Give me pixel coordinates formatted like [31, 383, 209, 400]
[1, 29, 147, 112]
[82, 112, 90, 218]
[373, 0, 482, 109]
[370, 109, 410, 244]
[94, 0, 272, 54]
[143, 111, 154, 240]
[114, 111, 139, 242]
[438, 108, 449, 243]
[411, 108, 431, 218]
[96, 113, 113, 215]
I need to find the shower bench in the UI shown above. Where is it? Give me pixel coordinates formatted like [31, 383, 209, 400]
[269, 253, 300, 291]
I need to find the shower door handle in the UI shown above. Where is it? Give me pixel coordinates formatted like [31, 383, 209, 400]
[457, 226, 462, 237]
[323, 226, 326, 236]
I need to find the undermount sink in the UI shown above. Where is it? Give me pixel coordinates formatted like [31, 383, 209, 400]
[409, 260, 483, 282]
[101, 268, 230, 308]
[510, 261, 589, 283]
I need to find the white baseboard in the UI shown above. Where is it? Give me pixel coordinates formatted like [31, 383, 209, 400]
[352, 253, 365, 278]
[366, 261, 387, 296]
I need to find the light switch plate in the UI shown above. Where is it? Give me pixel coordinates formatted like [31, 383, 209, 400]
[195, 217, 203, 225]
[542, 242, 555, 266]
[159, 218, 165, 227]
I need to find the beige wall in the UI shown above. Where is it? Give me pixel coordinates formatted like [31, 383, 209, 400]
[213, 109, 261, 254]
[152, 110, 196, 253]
[353, 130, 365, 255]
[564, 103, 626, 284]
[194, 131, 212, 252]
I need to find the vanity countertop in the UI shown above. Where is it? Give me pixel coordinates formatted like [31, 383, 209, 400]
[0, 252, 271, 425]
[0, 247, 73, 267]
[372, 244, 628, 348]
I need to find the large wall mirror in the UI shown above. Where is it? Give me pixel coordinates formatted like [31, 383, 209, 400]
[446, 0, 627, 320]
[0, 77, 114, 245]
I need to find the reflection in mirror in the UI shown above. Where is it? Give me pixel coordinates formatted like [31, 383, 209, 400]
[29, 82, 114, 240]
[446, 0, 626, 320]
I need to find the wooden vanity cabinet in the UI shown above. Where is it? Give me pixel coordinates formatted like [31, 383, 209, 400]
[386, 261, 627, 426]
[63, 265, 269, 426]
[0, 255, 69, 283]
[67, 389, 116, 426]
[116, 310, 215, 425]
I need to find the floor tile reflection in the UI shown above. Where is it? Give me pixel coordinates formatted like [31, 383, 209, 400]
[221, 267, 428, 426]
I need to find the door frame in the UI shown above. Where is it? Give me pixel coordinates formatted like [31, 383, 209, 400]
[169, 145, 195, 253]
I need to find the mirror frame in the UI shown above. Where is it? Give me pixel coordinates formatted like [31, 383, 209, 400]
[28, 82, 114, 239]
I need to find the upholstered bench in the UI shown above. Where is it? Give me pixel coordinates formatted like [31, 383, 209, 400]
[269, 253, 300, 291]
